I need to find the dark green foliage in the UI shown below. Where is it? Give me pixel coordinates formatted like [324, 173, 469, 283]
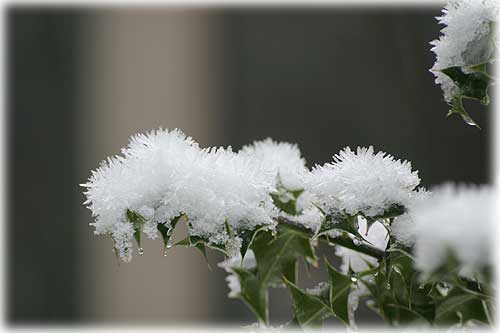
[238, 225, 268, 260]
[231, 223, 317, 325]
[125, 207, 492, 329]
[232, 267, 269, 324]
[253, 223, 316, 286]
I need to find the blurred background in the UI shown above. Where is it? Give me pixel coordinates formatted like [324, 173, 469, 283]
[8, 5, 491, 327]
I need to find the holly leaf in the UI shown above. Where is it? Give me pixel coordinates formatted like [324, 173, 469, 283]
[440, 64, 493, 128]
[126, 209, 146, 249]
[319, 213, 363, 240]
[157, 215, 183, 252]
[364, 204, 406, 228]
[441, 66, 491, 104]
[232, 267, 269, 325]
[252, 224, 316, 287]
[175, 235, 229, 259]
[325, 258, 353, 325]
[283, 277, 333, 328]
[238, 225, 267, 260]
[435, 288, 488, 325]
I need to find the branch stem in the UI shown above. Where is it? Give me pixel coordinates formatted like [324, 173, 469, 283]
[275, 216, 385, 260]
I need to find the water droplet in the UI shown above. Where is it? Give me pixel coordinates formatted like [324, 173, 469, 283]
[436, 282, 450, 296]
[350, 276, 358, 283]
[374, 272, 379, 277]
[353, 238, 362, 246]
[271, 229, 277, 237]
[328, 241, 334, 246]
[418, 284, 425, 289]
[393, 266, 402, 275]
[166, 240, 173, 249]
[385, 283, 391, 290]
[163, 249, 168, 257]
[138, 247, 144, 255]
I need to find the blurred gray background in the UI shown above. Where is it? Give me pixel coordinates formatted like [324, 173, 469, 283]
[8, 5, 491, 326]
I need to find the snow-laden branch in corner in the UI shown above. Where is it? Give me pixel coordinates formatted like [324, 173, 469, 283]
[430, 0, 498, 126]
[431, 0, 497, 99]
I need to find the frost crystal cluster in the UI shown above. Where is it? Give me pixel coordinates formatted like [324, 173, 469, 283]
[307, 146, 420, 217]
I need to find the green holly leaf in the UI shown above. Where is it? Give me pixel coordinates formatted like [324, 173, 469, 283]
[157, 215, 183, 252]
[238, 225, 268, 260]
[320, 233, 385, 260]
[283, 277, 333, 328]
[440, 63, 493, 128]
[232, 267, 269, 325]
[361, 243, 437, 326]
[252, 224, 316, 287]
[175, 234, 229, 259]
[319, 213, 363, 240]
[441, 66, 491, 104]
[325, 258, 353, 325]
[126, 209, 146, 250]
[435, 288, 488, 325]
[364, 204, 406, 228]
